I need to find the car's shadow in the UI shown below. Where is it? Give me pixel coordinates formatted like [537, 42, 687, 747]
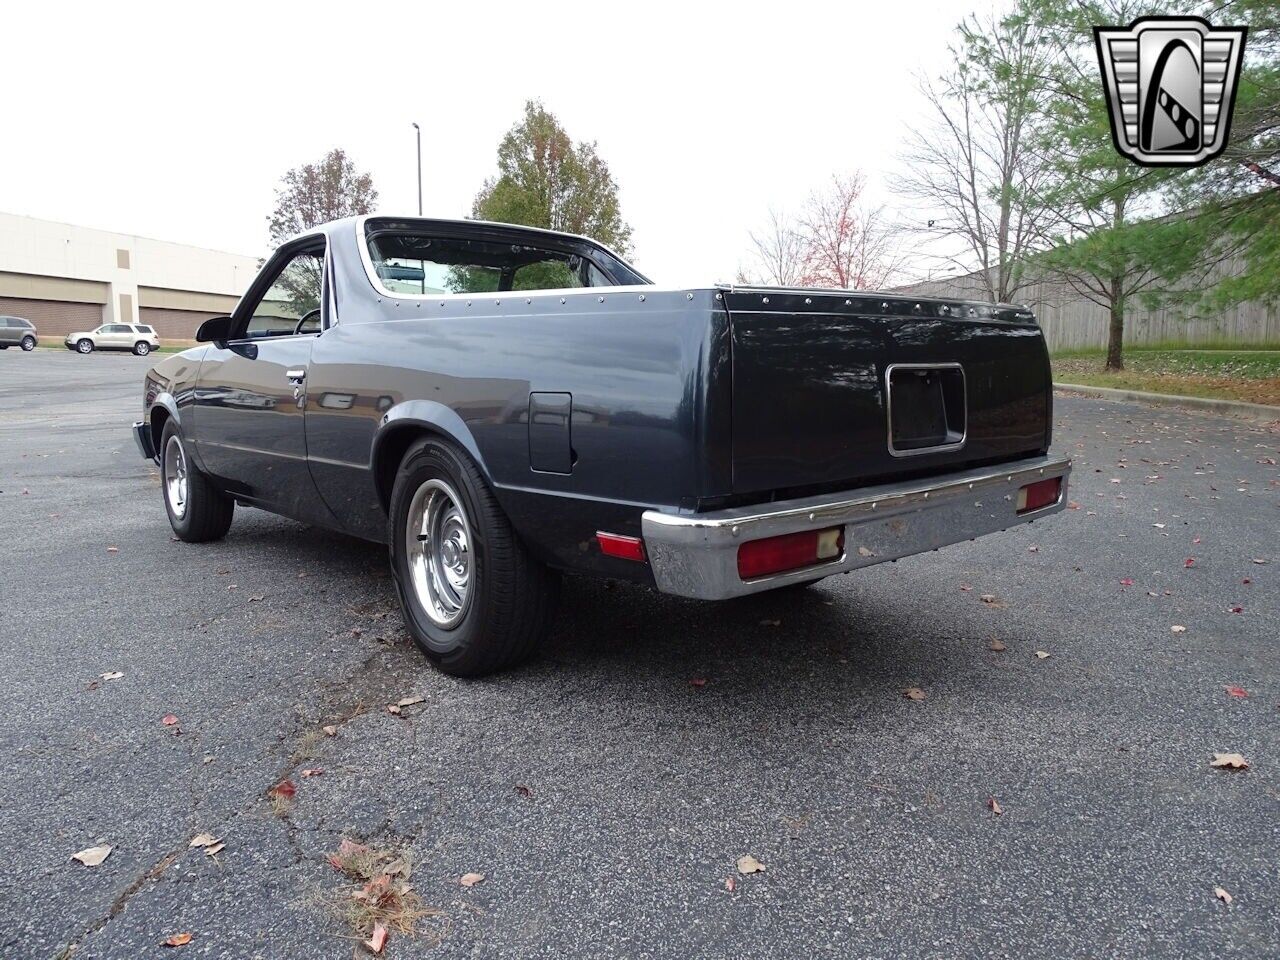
[226, 512, 985, 727]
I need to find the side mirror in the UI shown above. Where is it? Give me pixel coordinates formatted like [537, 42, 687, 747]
[196, 315, 235, 344]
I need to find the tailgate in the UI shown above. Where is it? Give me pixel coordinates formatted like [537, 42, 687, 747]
[726, 289, 1052, 496]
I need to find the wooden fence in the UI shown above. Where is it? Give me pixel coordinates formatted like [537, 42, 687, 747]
[896, 253, 1280, 351]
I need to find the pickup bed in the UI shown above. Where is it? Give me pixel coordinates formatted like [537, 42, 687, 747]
[134, 216, 1069, 675]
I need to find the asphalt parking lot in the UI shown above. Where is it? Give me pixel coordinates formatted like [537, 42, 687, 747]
[1, 349, 1277, 959]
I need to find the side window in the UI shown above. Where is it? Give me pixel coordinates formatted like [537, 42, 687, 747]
[106, 324, 130, 333]
[367, 233, 614, 296]
[243, 247, 325, 339]
[0, 318, 12, 328]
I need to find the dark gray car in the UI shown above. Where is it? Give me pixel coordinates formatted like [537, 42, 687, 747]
[0, 316, 38, 351]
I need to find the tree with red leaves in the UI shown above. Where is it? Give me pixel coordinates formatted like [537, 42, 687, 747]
[795, 173, 902, 290]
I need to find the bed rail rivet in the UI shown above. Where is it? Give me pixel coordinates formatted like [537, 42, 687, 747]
[638, 294, 645, 302]
[598, 295, 605, 303]
[731, 525, 739, 537]
[686, 293, 694, 300]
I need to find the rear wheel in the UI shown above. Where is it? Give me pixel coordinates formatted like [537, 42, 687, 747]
[76, 339, 93, 354]
[20, 336, 35, 351]
[161, 421, 233, 542]
[133, 341, 151, 356]
[389, 437, 559, 676]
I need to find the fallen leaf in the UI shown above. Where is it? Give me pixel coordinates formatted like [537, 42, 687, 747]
[1034, 651, 1051, 659]
[460, 872, 485, 887]
[161, 932, 193, 948]
[386, 704, 402, 716]
[1214, 886, 1233, 905]
[960, 584, 973, 592]
[759, 618, 781, 627]
[1153, 523, 1166, 529]
[248, 594, 265, 603]
[1251, 558, 1269, 565]
[980, 594, 997, 603]
[988, 639, 1007, 652]
[322, 725, 337, 736]
[1229, 606, 1244, 614]
[1225, 686, 1248, 699]
[725, 875, 736, 892]
[268, 779, 297, 799]
[364, 923, 388, 954]
[301, 768, 323, 778]
[100, 671, 123, 681]
[189, 833, 219, 848]
[71, 844, 112, 867]
[736, 854, 766, 875]
[204, 842, 225, 858]
[689, 677, 707, 689]
[161, 714, 179, 726]
[106, 546, 119, 554]
[1210, 752, 1250, 771]
[987, 796, 1003, 815]
[903, 687, 927, 701]
[1120, 578, 1134, 587]
[1171, 625, 1187, 634]
[1185, 557, 1196, 568]
[396, 695, 426, 708]
[514, 784, 532, 798]
[857, 546, 875, 558]
[1027, 545, 1039, 553]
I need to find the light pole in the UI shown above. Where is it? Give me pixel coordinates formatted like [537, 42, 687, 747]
[411, 122, 422, 216]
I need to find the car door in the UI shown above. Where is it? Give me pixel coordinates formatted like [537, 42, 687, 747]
[190, 235, 335, 525]
[0, 318, 15, 345]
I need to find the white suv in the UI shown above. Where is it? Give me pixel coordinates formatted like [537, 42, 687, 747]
[65, 323, 161, 356]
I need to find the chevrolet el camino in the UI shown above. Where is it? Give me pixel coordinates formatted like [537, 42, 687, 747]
[133, 216, 1071, 675]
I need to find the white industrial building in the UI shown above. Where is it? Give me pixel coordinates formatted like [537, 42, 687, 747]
[0, 213, 260, 342]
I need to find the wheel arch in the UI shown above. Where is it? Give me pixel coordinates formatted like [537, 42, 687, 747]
[148, 393, 182, 455]
[371, 400, 492, 515]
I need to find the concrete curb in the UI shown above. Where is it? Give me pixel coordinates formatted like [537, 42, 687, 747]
[1055, 382, 1280, 422]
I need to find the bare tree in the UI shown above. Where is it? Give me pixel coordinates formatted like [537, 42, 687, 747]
[795, 173, 904, 290]
[740, 207, 807, 286]
[267, 148, 378, 311]
[892, 12, 1055, 303]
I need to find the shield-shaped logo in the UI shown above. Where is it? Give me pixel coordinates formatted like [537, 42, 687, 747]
[1095, 16, 1247, 167]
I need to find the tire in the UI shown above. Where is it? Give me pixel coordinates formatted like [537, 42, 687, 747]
[161, 420, 234, 542]
[133, 341, 151, 356]
[20, 336, 36, 351]
[76, 339, 93, 354]
[388, 437, 559, 677]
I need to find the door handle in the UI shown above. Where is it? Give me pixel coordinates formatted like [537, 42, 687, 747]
[286, 369, 306, 383]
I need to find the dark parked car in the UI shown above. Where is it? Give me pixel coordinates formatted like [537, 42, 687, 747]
[133, 216, 1071, 676]
[0, 316, 38, 350]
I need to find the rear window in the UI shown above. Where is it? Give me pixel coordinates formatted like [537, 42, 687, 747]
[136, 325, 155, 334]
[367, 233, 614, 297]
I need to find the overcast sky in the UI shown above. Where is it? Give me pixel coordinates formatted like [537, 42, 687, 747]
[0, 0, 997, 286]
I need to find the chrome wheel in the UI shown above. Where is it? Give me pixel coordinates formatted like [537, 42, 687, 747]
[77, 339, 92, 354]
[163, 434, 188, 520]
[405, 478, 473, 628]
[135, 342, 150, 356]
[21, 337, 35, 351]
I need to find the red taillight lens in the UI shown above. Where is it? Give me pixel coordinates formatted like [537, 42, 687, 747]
[1017, 477, 1061, 514]
[596, 531, 646, 562]
[737, 527, 844, 580]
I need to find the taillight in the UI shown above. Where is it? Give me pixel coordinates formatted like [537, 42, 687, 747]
[737, 527, 844, 580]
[1017, 477, 1061, 514]
[596, 532, 646, 562]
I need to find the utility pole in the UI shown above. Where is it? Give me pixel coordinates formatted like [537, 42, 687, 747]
[411, 122, 423, 216]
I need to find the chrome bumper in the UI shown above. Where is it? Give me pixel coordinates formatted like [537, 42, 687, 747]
[642, 454, 1071, 600]
[132, 420, 157, 462]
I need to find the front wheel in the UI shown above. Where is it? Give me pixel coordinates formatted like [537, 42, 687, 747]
[20, 336, 36, 351]
[133, 341, 151, 356]
[389, 438, 559, 676]
[76, 339, 93, 354]
[161, 421, 234, 542]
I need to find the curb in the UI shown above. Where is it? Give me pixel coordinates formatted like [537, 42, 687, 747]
[1055, 382, 1280, 422]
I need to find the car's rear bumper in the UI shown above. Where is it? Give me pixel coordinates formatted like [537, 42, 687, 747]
[641, 454, 1072, 600]
[132, 420, 157, 462]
